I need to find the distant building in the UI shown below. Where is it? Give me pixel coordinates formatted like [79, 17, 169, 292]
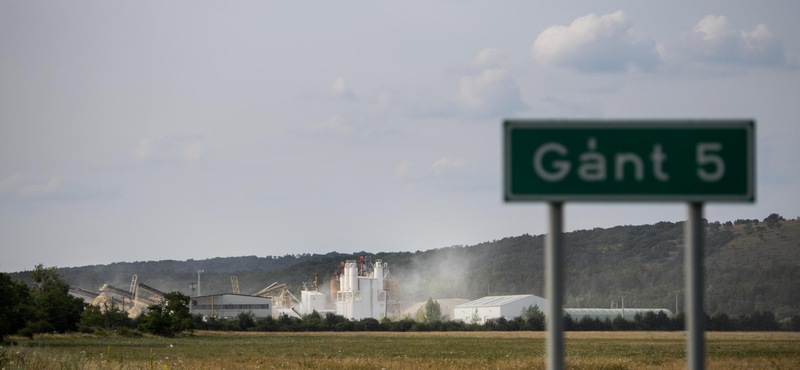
[192, 293, 272, 319]
[454, 295, 548, 324]
[300, 290, 327, 315]
[400, 299, 470, 320]
[335, 259, 388, 320]
[454, 294, 673, 323]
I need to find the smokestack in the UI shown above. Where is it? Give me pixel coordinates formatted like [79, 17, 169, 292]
[375, 260, 384, 291]
[345, 260, 357, 292]
[197, 270, 204, 296]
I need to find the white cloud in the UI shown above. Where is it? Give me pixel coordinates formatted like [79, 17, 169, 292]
[330, 77, 354, 99]
[0, 173, 24, 194]
[531, 10, 660, 73]
[458, 69, 525, 114]
[312, 115, 352, 133]
[19, 176, 63, 198]
[681, 15, 789, 66]
[430, 157, 468, 173]
[394, 160, 413, 179]
[475, 48, 508, 67]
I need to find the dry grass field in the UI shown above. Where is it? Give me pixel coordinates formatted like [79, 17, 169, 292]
[2, 331, 799, 369]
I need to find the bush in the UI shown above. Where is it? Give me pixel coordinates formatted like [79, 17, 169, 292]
[25, 320, 55, 334]
[17, 327, 33, 339]
[79, 305, 106, 328]
[138, 292, 193, 337]
[237, 311, 256, 331]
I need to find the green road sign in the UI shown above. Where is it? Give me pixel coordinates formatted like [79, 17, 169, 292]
[504, 120, 755, 202]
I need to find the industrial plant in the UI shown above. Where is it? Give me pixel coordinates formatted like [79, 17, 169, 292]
[69, 257, 672, 323]
[68, 257, 401, 321]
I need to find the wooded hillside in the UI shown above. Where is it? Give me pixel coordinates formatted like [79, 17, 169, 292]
[11, 215, 800, 319]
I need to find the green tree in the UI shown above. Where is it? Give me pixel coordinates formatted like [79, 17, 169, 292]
[138, 292, 193, 337]
[237, 311, 256, 331]
[80, 303, 132, 329]
[79, 305, 106, 328]
[28, 265, 83, 333]
[0, 272, 33, 340]
[765, 214, 783, 229]
[471, 308, 480, 324]
[424, 297, 443, 322]
[521, 305, 546, 330]
[415, 307, 426, 323]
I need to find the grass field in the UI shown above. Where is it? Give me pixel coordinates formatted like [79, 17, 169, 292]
[2, 331, 799, 369]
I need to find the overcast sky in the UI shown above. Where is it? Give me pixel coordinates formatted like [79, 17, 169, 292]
[2, 1, 799, 272]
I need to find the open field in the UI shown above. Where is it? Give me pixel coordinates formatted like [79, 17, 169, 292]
[3, 331, 800, 369]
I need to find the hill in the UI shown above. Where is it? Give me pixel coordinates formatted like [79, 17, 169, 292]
[10, 215, 800, 319]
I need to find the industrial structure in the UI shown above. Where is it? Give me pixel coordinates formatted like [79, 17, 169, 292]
[68, 274, 169, 318]
[299, 274, 328, 315]
[454, 294, 673, 324]
[335, 257, 391, 320]
[192, 293, 272, 318]
[454, 295, 549, 324]
[401, 298, 469, 320]
[253, 282, 301, 310]
[70, 257, 401, 321]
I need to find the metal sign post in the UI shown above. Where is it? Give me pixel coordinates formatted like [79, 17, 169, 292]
[686, 202, 705, 370]
[546, 202, 564, 370]
[503, 119, 755, 370]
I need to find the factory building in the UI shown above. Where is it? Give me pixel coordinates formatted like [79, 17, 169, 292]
[300, 289, 327, 315]
[335, 258, 388, 320]
[192, 293, 272, 319]
[455, 294, 673, 324]
[454, 295, 549, 324]
[401, 299, 469, 319]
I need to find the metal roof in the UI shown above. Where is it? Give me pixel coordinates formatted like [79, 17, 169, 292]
[455, 295, 536, 308]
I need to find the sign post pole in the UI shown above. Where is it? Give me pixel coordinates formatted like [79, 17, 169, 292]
[546, 202, 564, 370]
[685, 202, 705, 370]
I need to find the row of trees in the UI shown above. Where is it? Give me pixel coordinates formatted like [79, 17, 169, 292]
[0, 265, 83, 340]
[0, 267, 194, 340]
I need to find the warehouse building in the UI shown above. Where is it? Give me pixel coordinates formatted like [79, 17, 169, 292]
[192, 293, 272, 319]
[454, 294, 674, 324]
[454, 295, 549, 324]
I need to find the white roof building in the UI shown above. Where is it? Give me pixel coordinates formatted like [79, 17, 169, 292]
[454, 295, 548, 324]
[400, 299, 470, 320]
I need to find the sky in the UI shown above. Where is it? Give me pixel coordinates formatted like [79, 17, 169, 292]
[1, 1, 799, 272]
